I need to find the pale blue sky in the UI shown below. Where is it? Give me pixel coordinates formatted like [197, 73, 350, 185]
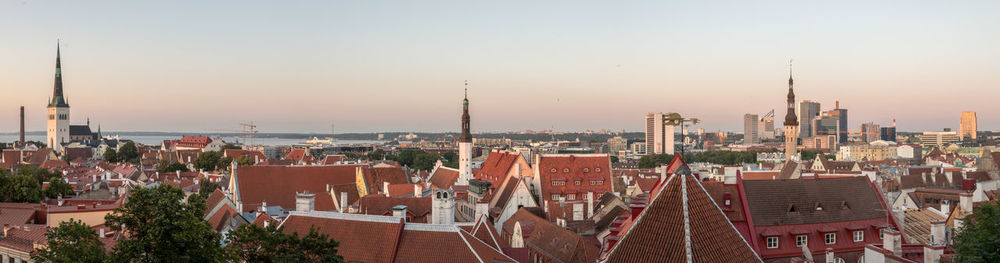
[1, 1, 997, 133]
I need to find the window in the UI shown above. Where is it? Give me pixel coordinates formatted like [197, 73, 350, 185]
[825, 233, 836, 244]
[853, 231, 863, 242]
[550, 168, 557, 173]
[563, 168, 570, 173]
[575, 181, 581, 185]
[796, 235, 808, 247]
[766, 237, 779, 248]
[591, 180, 604, 185]
[567, 194, 575, 200]
[48, 114, 55, 120]
[583, 168, 589, 173]
[595, 168, 601, 172]
[551, 194, 560, 200]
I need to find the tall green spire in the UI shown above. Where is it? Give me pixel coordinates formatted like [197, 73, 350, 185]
[49, 40, 69, 107]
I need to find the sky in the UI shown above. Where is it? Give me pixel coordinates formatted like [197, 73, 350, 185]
[1, 1, 998, 134]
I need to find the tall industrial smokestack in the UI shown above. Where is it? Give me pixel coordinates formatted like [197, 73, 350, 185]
[19, 106, 24, 144]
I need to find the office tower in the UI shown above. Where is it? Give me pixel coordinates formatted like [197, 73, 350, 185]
[645, 113, 675, 154]
[880, 126, 897, 142]
[798, 100, 820, 138]
[860, 122, 880, 143]
[960, 111, 977, 140]
[744, 113, 759, 145]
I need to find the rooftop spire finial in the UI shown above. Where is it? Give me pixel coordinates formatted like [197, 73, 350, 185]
[464, 80, 468, 99]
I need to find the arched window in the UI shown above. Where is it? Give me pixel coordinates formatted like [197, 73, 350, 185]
[436, 192, 442, 198]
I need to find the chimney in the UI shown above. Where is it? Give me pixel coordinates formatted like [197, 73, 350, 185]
[960, 192, 973, 213]
[414, 184, 422, 198]
[544, 200, 549, 214]
[392, 205, 408, 222]
[883, 229, 902, 256]
[586, 192, 594, 218]
[99, 227, 106, 238]
[383, 182, 390, 197]
[893, 208, 906, 234]
[295, 191, 316, 212]
[930, 220, 946, 245]
[572, 203, 584, 221]
[940, 200, 951, 216]
[260, 201, 267, 213]
[725, 169, 738, 185]
[1, 224, 8, 237]
[825, 248, 834, 263]
[19, 106, 25, 144]
[339, 192, 348, 212]
[924, 244, 945, 263]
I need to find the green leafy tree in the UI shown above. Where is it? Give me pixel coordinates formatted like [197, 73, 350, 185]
[954, 200, 1000, 263]
[236, 155, 253, 166]
[32, 219, 108, 263]
[217, 156, 233, 172]
[45, 177, 75, 199]
[157, 160, 190, 173]
[441, 152, 459, 169]
[117, 142, 140, 164]
[610, 155, 619, 163]
[226, 224, 344, 263]
[15, 165, 60, 184]
[103, 148, 119, 162]
[638, 154, 673, 168]
[105, 184, 225, 263]
[193, 151, 224, 171]
[198, 178, 219, 197]
[367, 149, 385, 160]
[412, 152, 440, 171]
[6, 175, 43, 202]
[800, 149, 824, 161]
[221, 144, 241, 150]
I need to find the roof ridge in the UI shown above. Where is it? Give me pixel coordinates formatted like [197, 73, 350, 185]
[604, 172, 678, 259]
[681, 174, 693, 263]
[456, 228, 485, 263]
[691, 175, 763, 262]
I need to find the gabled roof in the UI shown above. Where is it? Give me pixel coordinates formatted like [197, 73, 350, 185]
[284, 148, 314, 164]
[476, 150, 523, 186]
[502, 208, 600, 263]
[365, 166, 409, 194]
[428, 165, 460, 189]
[604, 172, 761, 262]
[233, 165, 363, 212]
[742, 177, 888, 226]
[357, 195, 432, 220]
[536, 154, 613, 202]
[279, 211, 517, 263]
[321, 154, 346, 165]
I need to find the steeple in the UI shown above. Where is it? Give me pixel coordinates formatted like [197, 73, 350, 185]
[49, 40, 69, 108]
[459, 80, 471, 143]
[783, 60, 797, 126]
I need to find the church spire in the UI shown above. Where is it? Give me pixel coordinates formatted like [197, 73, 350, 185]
[49, 40, 69, 107]
[783, 60, 797, 126]
[459, 80, 471, 143]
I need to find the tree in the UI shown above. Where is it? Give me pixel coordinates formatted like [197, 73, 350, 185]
[103, 148, 119, 162]
[800, 149, 824, 161]
[193, 151, 224, 171]
[226, 224, 344, 263]
[157, 160, 190, 173]
[236, 155, 253, 166]
[117, 142, 139, 164]
[198, 178, 219, 197]
[366, 149, 385, 160]
[105, 184, 225, 263]
[638, 154, 673, 168]
[221, 144, 241, 150]
[15, 165, 60, 184]
[441, 152, 458, 169]
[46, 177, 75, 199]
[610, 155, 619, 163]
[412, 152, 440, 171]
[32, 219, 107, 263]
[6, 175, 43, 203]
[954, 199, 1000, 263]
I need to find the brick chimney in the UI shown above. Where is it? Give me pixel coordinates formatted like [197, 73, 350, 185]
[930, 220, 946, 245]
[924, 244, 945, 263]
[295, 191, 315, 212]
[414, 184, 422, 198]
[725, 169, 739, 185]
[339, 192, 348, 212]
[384, 182, 391, 197]
[960, 192, 973, 213]
[392, 205, 408, 222]
[882, 229, 902, 256]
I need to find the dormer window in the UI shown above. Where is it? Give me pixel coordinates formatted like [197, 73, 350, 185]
[815, 202, 823, 211]
[787, 204, 797, 213]
[595, 168, 601, 172]
[563, 168, 570, 173]
[583, 168, 589, 173]
[840, 201, 850, 210]
[550, 168, 557, 173]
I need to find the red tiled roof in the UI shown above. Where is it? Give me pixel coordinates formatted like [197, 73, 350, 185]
[279, 212, 516, 263]
[321, 155, 346, 165]
[365, 167, 409, 194]
[284, 148, 314, 164]
[503, 208, 601, 262]
[224, 149, 267, 163]
[537, 154, 613, 203]
[605, 173, 761, 262]
[357, 196, 432, 223]
[177, 150, 201, 164]
[743, 177, 888, 226]
[386, 184, 424, 198]
[429, 166, 460, 189]
[233, 165, 363, 212]
[475, 150, 522, 187]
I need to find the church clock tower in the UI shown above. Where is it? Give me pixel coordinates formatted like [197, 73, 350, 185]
[783, 61, 799, 161]
[47, 41, 70, 153]
[456, 81, 473, 186]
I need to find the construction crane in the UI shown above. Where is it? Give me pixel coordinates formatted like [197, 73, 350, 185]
[208, 122, 259, 148]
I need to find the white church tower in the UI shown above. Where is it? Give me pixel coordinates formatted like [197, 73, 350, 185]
[47, 41, 70, 153]
[456, 81, 473, 186]
[431, 189, 455, 225]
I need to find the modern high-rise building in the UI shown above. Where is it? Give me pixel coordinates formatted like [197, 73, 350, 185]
[759, 110, 775, 139]
[814, 102, 848, 144]
[798, 100, 820, 138]
[860, 122, 880, 143]
[918, 131, 960, 148]
[644, 113, 675, 155]
[880, 126, 897, 142]
[960, 111, 977, 140]
[607, 136, 628, 155]
[744, 113, 759, 145]
[456, 83, 473, 186]
[47, 42, 70, 153]
[783, 64, 799, 161]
